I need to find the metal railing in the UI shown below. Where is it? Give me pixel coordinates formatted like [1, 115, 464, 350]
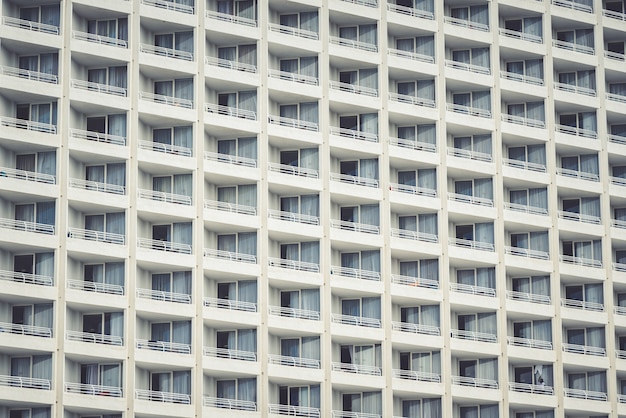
[203, 248, 256, 264]
[507, 336, 553, 350]
[0, 217, 54, 235]
[0, 374, 51, 390]
[615, 306, 626, 316]
[136, 287, 191, 304]
[613, 219, 626, 230]
[451, 329, 497, 343]
[66, 278, 124, 295]
[141, 0, 194, 14]
[203, 396, 256, 411]
[268, 404, 320, 418]
[137, 238, 191, 254]
[556, 167, 600, 182]
[71, 79, 126, 97]
[205, 10, 257, 27]
[504, 246, 550, 260]
[329, 172, 379, 188]
[330, 266, 380, 281]
[552, 0, 593, 13]
[140, 43, 193, 61]
[0, 321, 52, 338]
[392, 369, 440, 383]
[72, 30, 127, 48]
[388, 48, 435, 64]
[331, 313, 381, 328]
[136, 339, 191, 354]
[387, 3, 434, 20]
[340, 0, 378, 6]
[203, 297, 257, 312]
[1, 116, 56, 134]
[329, 80, 378, 97]
[502, 158, 547, 173]
[450, 282, 496, 297]
[70, 128, 125, 146]
[558, 210, 600, 224]
[391, 321, 440, 336]
[204, 151, 256, 167]
[603, 8, 626, 20]
[268, 163, 319, 179]
[562, 343, 606, 356]
[554, 82, 597, 97]
[499, 28, 543, 43]
[1, 16, 59, 34]
[443, 16, 489, 31]
[0, 65, 58, 83]
[0, 269, 53, 286]
[68, 228, 124, 245]
[267, 23, 318, 40]
[204, 56, 257, 73]
[448, 192, 494, 207]
[609, 134, 626, 146]
[552, 39, 595, 55]
[508, 382, 554, 395]
[563, 388, 607, 401]
[268, 258, 320, 273]
[390, 274, 439, 290]
[138, 189, 191, 206]
[444, 59, 491, 75]
[330, 219, 380, 235]
[500, 71, 544, 86]
[447, 147, 493, 162]
[390, 228, 438, 243]
[561, 298, 604, 312]
[204, 103, 256, 120]
[135, 389, 191, 404]
[329, 36, 377, 53]
[452, 375, 498, 389]
[331, 362, 381, 376]
[611, 176, 626, 187]
[451, 238, 495, 252]
[388, 92, 435, 108]
[559, 254, 602, 268]
[203, 346, 257, 361]
[268, 305, 320, 321]
[66, 330, 123, 346]
[138, 140, 191, 156]
[204, 199, 257, 216]
[267, 69, 318, 85]
[503, 202, 548, 216]
[389, 183, 437, 198]
[64, 382, 122, 397]
[605, 50, 626, 61]
[446, 103, 492, 118]
[268, 354, 321, 369]
[70, 178, 125, 195]
[505, 290, 551, 305]
[502, 114, 546, 129]
[140, 91, 193, 108]
[555, 124, 597, 139]
[331, 411, 381, 418]
[389, 137, 437, 153]
[329, 126, 378, 142]
[267, 115, 319, 132]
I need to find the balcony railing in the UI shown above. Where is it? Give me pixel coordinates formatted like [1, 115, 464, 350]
[137, 238, 191, 254]
[508, 382, 554, 395]
[267, 115, 319, 131]
[389, 92, 435, 108]
[0, 217, 54, 235]
[203, 296, 257, 312]
[560, 254, 602, 268]
[507, 336, 553, 350]
[203, 248, 256, 264]
[331, 362, 381, 376]
[140, 43, 193, 61]
[502, 158, 547, 173]
[136, 339, 191, 354]
[141, 0, 194, 14]
[66, 278, 124, 295]
[500, 71, 544, 86]
[564, 388, 607, 401]
[71, 79, 127, 97]
[138, 189, 191, 206]
[552, 0, 593, 13]
[205, 10, 257, 27]
[505, 290, 551, 305]
[448, 192, 493, 207]
[558, 210, 600, 224]
[447, 147, 493, 162]
[392, 369, 440, 383]
[613, 218, 626, 229]
[268, 258, 320, 273]
[562, 343, 606, 356]
[502, 114, 546, 129]
[555, 124, 597, 139]
[341, 0, 378, 6]
[330, 172, 379, 188]
[136, 288, 191, 304]
[443, 16, 489, 31]
[615, 306, 626, 316]
[451, 238, 495, 252]
[388, 48, 435, 64]
[389, 137, 437, 153]
[204, 151, 257, 168]
[135, 389, 191, 404]
[503, 202, 548, 216]
[70, 128, 125, 146]
[267, 69, 318, 85]
[203, 396, 256, 411]
[0, 65, 58, 83]
[389, 183, 437, 198]
[329, 126, 378, 142]
[205, 103, 256, 120]
[604, 8, 626, 20]
[504, 246, 550, 260]
[387, 3, 434, 20]
[0, 321, 52, 338]
[0, 374, 51, 390]
[446, 103, 492, 118]
[1, 16, 59, 34]
[68, 228, 124, 245]
[554, 82, 596, 97]
[611, 176, 626, 187]
[204, 56, 257, 73]
[331, 313, 381, 328]
[66, 330, 123, 346]
[552, 39, 594, 55]
[444, 59, 491, 75]
[331, 219, 379, 235]
[452, 375, 498, 389]
[450, 282, 496, 297]
[268, 23, 318, 40]
[203, 347, 257, 361]
[605, 50, 626, 61]
[391, 321, 440, 336]
[268, 305, 320, 321]
[70, 178, 125, 195]
[203, 199, 257, 216]
[329, 36, 377, 53]
[556, 167, 599, 182]
[499, 28, 543, 43]
[72, 30, 127, 48]
[390, 228, 438, 243]
[268, 163, 319, 179]
[618, 350, 626, 359]
[330, 266, 380, 281]
[1, 116, 56, 134]
[140, 91, 193, 108]
[329, 80, 378, 97]
[0, 269, 53, 286]
[268, 404, 320, 418]
[138, 140, 191, 156]
[268, 354, 321, 369]
[332, 411, 381, 418]
[64, 382, 123, 397]
[390, 274, 439, 290]
[561, 298, 604, 312]
[451, 329, 497, 343]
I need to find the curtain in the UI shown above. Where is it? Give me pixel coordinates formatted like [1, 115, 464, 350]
[32, 355, 52, 381]
[477, 268, 495, 289]
[479, 358, 497, 381]
[155, 34, 173, 49]
[532, 276, 550, 296]
[172, 321, 191, 345]
[587, 371, 607, 393]
[300, 11, 318, 33]
[418, 213, 437, 236]
[238, 184, 257, 208]
[359, 68, 378, 90]
[238, 91, 257, 112]
[173, 174, 192, 197]
[361, 297, 381, 320]
[423, 398, 441, 418]
[175, 31, 194, 53]
[108, 114, 126, 138]
[581, 197, 600, 218]
[173, 126, 193, 150]
[238, 329, 256, 353]
[360, 204, 379, 226]
[300, 149, 319, 171]
[342, 299, 360, 316]
[238, 378, 256, 402]
[219, 46, 236, 62]
[470, 4, 489, 26]
[106, 163, 125, 187]
[15, 204, 34, 223]
[529, 188, 548, 210]
[528, 144, 546, 165]
[173, 222, 192, 245]
[301, 289, 320, 313]
[31, 409, 51, 418]
[480, 405, 499, 418]
[472, 90, 491, 111]
[587, 327, 605, 348]
[473, 135, 491, 155]
[524, 16, 542, 37]
[100, 364, 120, 388]
[360, 159, 378, 180]
[173, 271, 191, 295]
[300, 103, 319, 124]
[533, 320, 552, 342]
[174, 78, 193, 101]
[37, 151, 56, 176]
[421, 305, 439, 327]
[417, 80, 435, 101]
[35, 252, 54, 278]
[108, 66, 126, 89]
[153, 274, 170, 292]
[217, 380, 235, 399]
[472, 47, 490, 68]
[418, 124, 436, 145]
[238, 44, 257, 66]
[579, 112, 597, 133]
[575, 28, 594, 48]
[477, 312, 497, 335]
[592, 239, 602, 261]
[34, 303, 53, 329]
[360, 113, 378, 134]
[39, 53, 58, 75]
[358, 24, 377, 46]
[105, 212, 125, 236]
[526, 59, 544, 80]
[82, 364, 98, 385]
[415, 36, 434, 57]
[453, 50, 470, 64]
[361, 250, 380, 274]
[109, 312, 123, 338]
[530, 231, 549, 253]
[362, 392, 382, 415]
[474, 178, 493, 200]
[301, 242, 319, 264]
[172, 370, 191, 395]
[527, 102, 545, 122]
[105, 262, 124, 287]
[300, 57, 318, 78]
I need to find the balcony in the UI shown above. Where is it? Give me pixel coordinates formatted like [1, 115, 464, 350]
[267, 115, 319, 132]
[331, 313, 381, 328]
[138, 189, 191, 206]
[0, 269, 53, 287]
[558, 210, 600, 225]
[68, 228, 124, 245]
[203, 296, 257, 312]
[552, 0, 593, 13]
[502, 158, 547, 173]
[500, 71, 544, 86]
[388, 92, 435, 108]
[0, 116, 56, 135]
[331, 220, 379, 235]
[387, 3, 434, 20]
[392, 369, 440, 383]
[446, 103, 492, 118]
[136, 288, 191, 304]
[205, 56, 257, 74]
[204, 248, 256, 264]
[135, 389, 191, 404]
[137, 238, 191, 254]
[450, 283, 495, 297]
[329, 126, 378, 143]
[268, 163, 319, 180]
[267, 69, 318, 86]
[505, 291, 550, 305]
[556, 168, 599, 182]
[0, 217, 54, 235]
[388, 48, 434, 64]
[139, 140, 191, 157]
[70, 128, 125, 146]
[268, 258, 320, 273]
[0, 321, 52, 338]
[448, 192, 493, 207]
[67, 278, 124, 295]
[499, 28, 543, 44]
[71, 79, 127, 97]
[203, 347, 256, 362]
[447, 147, 493, 163]
[204, 151, 257, 169]
[205, 10, 257, 27]
[203, 396, 256, 411]
[391, 321, 440, 336]
[331, 411, 380, 418]
[331, 362, 381, 376]
[451, 238, 495, 252]
[563, 388, 607, 401]
[560, 254, 602, 268]
[268, 23, 318, 40]
[389, 183, 437, 198]
[141, 92, 192, 109]
[204, 199, 257, 216]
[501, 114, 546, 129]
[451, 329, 497, 343]
[0, 65, 58, 84]
[445, 59, 491, 75]
[331, 266, 380, 282]
[268, 354, 320, 369]
[504, 246, 549, 260]
[390, 228, 438, 243]
[389, 137, 437, 153]
[555, 124, 597, 139]
[329, 36, 377, 53]
[390, 274, 439, 290]
[140, 43, 193, 61]
[70, 178, 125, 195]
[1, 16, 59, 35]
[329, 80, 378, 97]
[330, 173, 378, 188]
[65, 382, 123, 397]
[507, 336, 552, 350]
[66, 330, 123, 346]
[136, 339, 191, 354]
[452, 376, 498, 389]
[205, 103, 256, 120]
[0, 374, 51, 390]
[72, 30, 127, 48]
[552, 40, 594, 55]
[141, 0, 194, 14]
[508, 382, 553, 395]
[268, 404, 320, 418]
[444, 16, 489, 32]
[561, 298, 604, 312]
[562, 343, 606, 356]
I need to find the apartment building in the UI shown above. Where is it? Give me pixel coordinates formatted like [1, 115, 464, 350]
[0, 0, 625, 417]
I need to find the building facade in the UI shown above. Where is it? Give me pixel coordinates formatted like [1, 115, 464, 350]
[0, 0, 625, 417]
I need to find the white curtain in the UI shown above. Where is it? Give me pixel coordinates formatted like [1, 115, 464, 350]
[172, 321, 191, 345]
[173, 222, 192, 245]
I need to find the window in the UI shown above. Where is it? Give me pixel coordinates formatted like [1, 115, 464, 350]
[451, 47, 490, 69]
[151, 370, 191, 395]
[279, 56, 318, 78]
[556, 29, 594, 50]
[80, 363, 122, 388]
[510, 231, 549, 254]
[154, 31, 193, 56]
[279, 102, 319, 124]
[86, 114, 127, 139]
[511, 276, 550, 297]
[401, 398, 442, 418]
[514, 365, 552, 386]
[340, 344, 381, 368]
[397, 124, 436, 146]
[280, 336, 320, 360]
[400, 305, 440, 328]
[341, 297, 381, 320]
[217, 184, 257, 209]
[567, 371, 607, 394]
[342, 392, 382, 415]
[452, 90, 491, 112]
[562, 197, 600, 220]
[83, 212, 126, 240]
[83, 262, 124, 292]
[154, 78, 193, 102]
[558, 112, 597, 134]
[9, 408, 51, 418]
[562, 239, 602, 262]
[457, 312, 497, 337]
[279, 384, 320, 409]
[87, 66, 127, 90]
[560, 154, 599, 176]
[18, 53, 58, 78]
[340, 158, 378, 180]
[509, 188, 548, 211]
[397, 168, 437, 191]
[396, 35, 435, 59]
[216, 0, 256, 19]
[85, 163, 126, 189]
[12, 303, 53, 332]
[280, 289, 320, 316]
[506, 102, 545, 123]
[280, 241, 320, 265]
[279, 11, 318, 33]
[453, 134, 492, 157]
[454, 178, 493, 202]
[456, 268, 495, 290]
[505, 59, 544, 82]
[564, 283, 603, 306]
[16, 102, 58, 126]
[557, 70, 596, 91]
[339, 113, 378, 135]
[397, 213, 438, 237]
[216, 329, 256, 354]
[10, 354, 52, 383]
[458, 358, 498, 383]
[151, 271, 192, 297]
[606, 1, 625, 13]
[279, 148, 318, 171]
[14, 201, 55, 228]
[450, 5, 489, 28]
[217, 44, 257, 69]
[339, 68, 378, 91]
[152, 126, 192, 152]
[217, 232, 257, 256]
[400, 351, 440, 375]
[566, 327, 605, 348]
[608, 40, 625, 55]
[340, 250, 381, 273]
[459, 405, 499, 418]
[394, 0, 434, 13]
[152, 174, 193, 200]
[216, 378, 256, 405]
[19, 4, 60, 27]
[397, 79, 435, 102]
[399, 259, 439, 282]
[217, 280, 257, 304]
[341, 204, 379, 226]
[152, 222, 192, 246]
[88, 18, 128, 41]
[338, 24, 377, 47]
[513, 320, 552, 343]
[217, 90, 256, 112]
[216, 137, 257, 163]
[13, 252, 54, 283]
[151, 320, 191, 345]
[508, 144, 546, 167]
[82, 312, 124, 340]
